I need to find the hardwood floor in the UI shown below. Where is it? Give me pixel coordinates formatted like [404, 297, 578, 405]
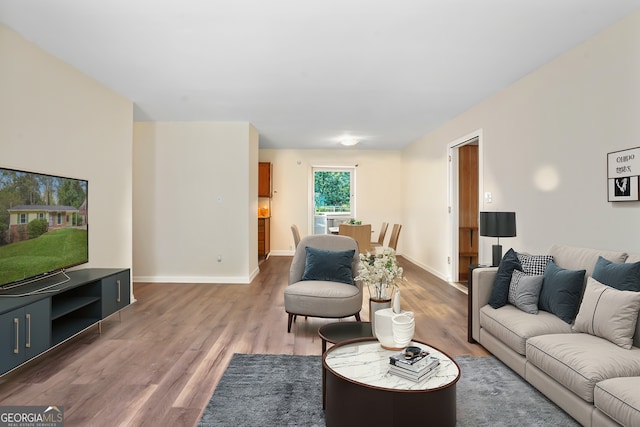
[0, 255, 488, 426]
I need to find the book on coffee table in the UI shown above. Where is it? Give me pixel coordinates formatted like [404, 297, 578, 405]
[389, 354, 439, 373]
[388, 361, 440, 382]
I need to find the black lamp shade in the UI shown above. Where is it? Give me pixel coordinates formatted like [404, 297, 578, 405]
[479, 212, 516, 267]
[479, 212, 517, 238]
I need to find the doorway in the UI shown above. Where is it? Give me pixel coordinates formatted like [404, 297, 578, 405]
[448, 131, 482, 284]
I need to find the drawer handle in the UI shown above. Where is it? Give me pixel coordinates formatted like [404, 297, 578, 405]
[117, 279, 121, 303]
[26, 313, 31, 348]
[14, 318, 19, 354]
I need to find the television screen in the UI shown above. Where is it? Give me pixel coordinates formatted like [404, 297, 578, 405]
[0, 166, 88, 290]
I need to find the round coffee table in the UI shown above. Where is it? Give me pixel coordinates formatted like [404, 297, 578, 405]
[323, 337, 460, 427]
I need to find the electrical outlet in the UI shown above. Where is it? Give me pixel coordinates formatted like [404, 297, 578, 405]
[217, 255, 222, 263]
[484, 192, 492, 203]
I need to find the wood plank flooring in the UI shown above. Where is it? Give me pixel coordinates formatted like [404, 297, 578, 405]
[0, 255, 488, 426]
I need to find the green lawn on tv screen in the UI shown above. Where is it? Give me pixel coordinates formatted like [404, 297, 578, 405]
[0, 228, 88, 286]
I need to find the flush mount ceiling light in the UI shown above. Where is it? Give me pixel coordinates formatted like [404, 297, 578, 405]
[339, 138, 359, 146]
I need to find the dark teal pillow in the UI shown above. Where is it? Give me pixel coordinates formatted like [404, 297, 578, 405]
[592, 256, 640, 291]
[539, 261, 585, 323]
[488, 248, 522, 309]
[301, 247, 355, 285]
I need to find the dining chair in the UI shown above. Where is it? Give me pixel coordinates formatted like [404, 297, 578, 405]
[388, 224, 402, 250]
[370, 222, 389, 248]
[291, 224, 301, 248]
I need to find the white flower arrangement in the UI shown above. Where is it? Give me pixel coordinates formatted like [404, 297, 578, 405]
[355, 248, 404, 300]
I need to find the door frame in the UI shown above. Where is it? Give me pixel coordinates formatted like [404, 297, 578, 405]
[448, 129, 483, 282]
[308, 164, 357, 234]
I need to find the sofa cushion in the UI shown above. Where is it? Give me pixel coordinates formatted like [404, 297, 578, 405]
[480, 304, 571, 355]
[594, 377, 640, 427]
[539, 261, 586, 324]
[526, 333, 640, 402]
[547, 244, 627, 279]
[592, 256, 640, 292]
[573, 277, 640, 349]
[627, 254, 640, 348]
[627, 253, 640, 264]
[488, 248, 522, 309]
[508, 270, 543, 314]
[517, 253, 553, 276]
[301, 247, 355, 285]
[284, 280, 361, 316]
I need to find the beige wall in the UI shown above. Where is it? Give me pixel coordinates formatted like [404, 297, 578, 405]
[133, 122, 259, 283]
[0, 24, 133, 274]
[259, 149, 404, 255]
[5, 9, 638, 286]
[402, 11, 640, 281]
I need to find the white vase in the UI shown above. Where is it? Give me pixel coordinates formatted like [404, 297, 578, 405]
[374, 308, 397, 349]
[392, 289, 401, 314]
[369, 297, 391, 338]
[392, 312, 415, 348]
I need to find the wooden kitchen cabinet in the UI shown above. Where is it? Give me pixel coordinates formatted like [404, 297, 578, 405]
[258, 162, 272, 197]
[258, 217, 270, 258]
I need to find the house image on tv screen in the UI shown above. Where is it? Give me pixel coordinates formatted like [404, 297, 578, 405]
[7, 201, 87, 244]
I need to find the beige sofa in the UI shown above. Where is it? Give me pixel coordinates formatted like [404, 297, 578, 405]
[471, 244, 640, 427]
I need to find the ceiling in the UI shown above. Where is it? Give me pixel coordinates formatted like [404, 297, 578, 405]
[1, 1, 639, 150]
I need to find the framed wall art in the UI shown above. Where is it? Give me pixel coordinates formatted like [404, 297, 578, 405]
[607, 147, 640, 202]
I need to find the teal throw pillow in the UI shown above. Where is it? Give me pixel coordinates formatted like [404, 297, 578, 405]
[592, 256, 640, 292]
[301, 247, 355, 285]
[488, 248, 522, 309]
[539, 261, 586, 324]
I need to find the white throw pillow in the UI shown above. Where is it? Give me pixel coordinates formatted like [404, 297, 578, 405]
[517, 253, 553, 276]
[573, 277, 640, 349]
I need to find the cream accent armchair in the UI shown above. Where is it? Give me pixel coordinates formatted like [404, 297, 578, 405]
[284, 234, 362, 332]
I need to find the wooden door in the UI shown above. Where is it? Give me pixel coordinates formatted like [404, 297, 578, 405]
[458, 145, 478, 282]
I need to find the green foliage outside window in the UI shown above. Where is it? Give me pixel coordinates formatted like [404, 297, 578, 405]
[314, 171, 351, 213]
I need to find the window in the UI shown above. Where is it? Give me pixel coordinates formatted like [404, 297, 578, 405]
[312, 166, 355, 234]
[18, 213, 27, 224]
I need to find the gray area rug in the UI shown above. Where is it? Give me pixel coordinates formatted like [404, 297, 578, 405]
[198, 353, 579, 426]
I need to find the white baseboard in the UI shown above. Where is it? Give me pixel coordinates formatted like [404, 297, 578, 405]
[132, 275, 252, 284]
[400, 253, 450, 284]
[267, 250, 296, 256]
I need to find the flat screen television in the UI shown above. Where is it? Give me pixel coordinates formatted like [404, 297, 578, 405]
[0, 166, 88, 291]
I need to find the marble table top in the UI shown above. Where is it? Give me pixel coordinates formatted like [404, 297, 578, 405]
[324, 339, 460, 391]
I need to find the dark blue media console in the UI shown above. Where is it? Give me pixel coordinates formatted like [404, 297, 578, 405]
[0, 268, 131, 376]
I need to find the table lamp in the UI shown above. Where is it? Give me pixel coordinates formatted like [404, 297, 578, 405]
[479, 211, 517, 267]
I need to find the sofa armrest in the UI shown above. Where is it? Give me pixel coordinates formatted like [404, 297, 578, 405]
[471, 267, 498, 342]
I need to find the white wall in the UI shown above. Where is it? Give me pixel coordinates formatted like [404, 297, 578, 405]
[259, 149, 404, 255]
[133, 122, 259, 283]
[0, 24, 133, 274]
[402, 12, 640, 281]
